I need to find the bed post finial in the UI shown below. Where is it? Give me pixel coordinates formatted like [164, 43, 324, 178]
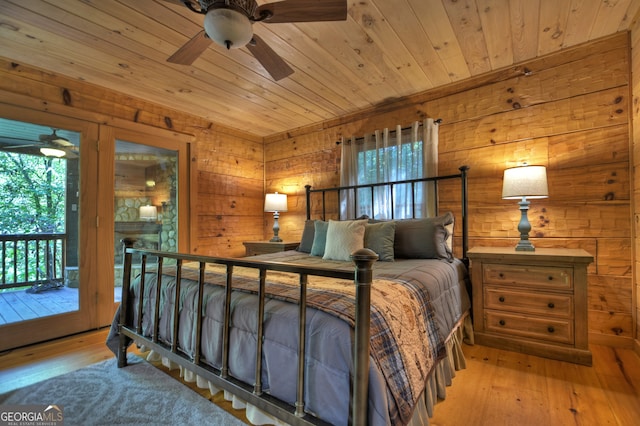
[350, 248, 378, 426]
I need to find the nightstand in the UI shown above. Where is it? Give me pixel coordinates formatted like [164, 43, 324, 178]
[243, 241, 300, 256]
[467, 247, 594, 365]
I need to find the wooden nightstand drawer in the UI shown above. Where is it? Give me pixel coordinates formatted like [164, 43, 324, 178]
[484, 287, 572, 318]
[485, 311, 573, 344]
[468, 247, 593, 365]
[483, 263, 572, 290]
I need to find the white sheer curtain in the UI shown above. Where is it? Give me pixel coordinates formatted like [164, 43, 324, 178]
[339, 118, 438, 219]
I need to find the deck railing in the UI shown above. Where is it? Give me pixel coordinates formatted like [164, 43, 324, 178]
[0, 233, 66, 290]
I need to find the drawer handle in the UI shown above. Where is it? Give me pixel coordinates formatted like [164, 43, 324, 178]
[498, 272, 504, 278]
[499, 296, 505, 303]
[547, 276, 553, 281]
[548, 302, 555, 309]
[547, 326, 555, 333]
[499, 320, 506, 326]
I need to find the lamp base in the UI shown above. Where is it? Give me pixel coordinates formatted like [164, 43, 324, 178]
[514, 197, 535, 251]
[515, 240, 535, 251]
[270, 212, 282, 243]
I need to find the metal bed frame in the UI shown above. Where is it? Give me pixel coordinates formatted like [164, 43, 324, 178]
[116, 165, 469, 426]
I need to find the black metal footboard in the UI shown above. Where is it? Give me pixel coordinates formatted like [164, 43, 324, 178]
[117, 243, 378, 426]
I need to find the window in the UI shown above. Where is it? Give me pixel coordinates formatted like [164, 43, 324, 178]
[340, 119, 438, 219]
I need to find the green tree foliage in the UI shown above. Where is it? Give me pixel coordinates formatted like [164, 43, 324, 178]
[0, 152, 66, 234]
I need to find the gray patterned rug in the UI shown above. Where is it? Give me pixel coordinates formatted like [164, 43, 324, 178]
[0, 355, 247, 426]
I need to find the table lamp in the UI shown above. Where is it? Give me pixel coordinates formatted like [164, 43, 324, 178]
[502, 165, 548, 251]
[264, 192, 288, 242]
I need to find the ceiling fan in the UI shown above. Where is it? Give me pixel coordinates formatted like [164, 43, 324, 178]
[2, 129, 77, 158]
[163, 0, 348, 81]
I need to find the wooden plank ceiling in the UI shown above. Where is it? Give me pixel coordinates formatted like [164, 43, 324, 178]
[0, 0, 638, 137]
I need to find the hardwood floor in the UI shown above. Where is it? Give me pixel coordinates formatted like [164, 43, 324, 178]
[430, 343, 640, 426]
[1, 328, 639, 425]
[0, 327, 129, 393]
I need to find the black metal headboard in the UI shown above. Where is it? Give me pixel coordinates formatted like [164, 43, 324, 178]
[305, 165, 469, 259]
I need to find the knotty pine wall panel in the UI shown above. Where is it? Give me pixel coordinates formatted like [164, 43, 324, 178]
[547, 125, 629, 169]
[264, 143, 341, 239]
[438, 88, 628, 152]
[194, 130, 264, 257]
[426, 45, 629, 126]
[265, 33, 634, 346]
[631, 15, 640, 348]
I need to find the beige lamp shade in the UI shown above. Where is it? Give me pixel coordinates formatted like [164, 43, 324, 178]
[264, 192, 288, 212]
[502, 165, 548, 200]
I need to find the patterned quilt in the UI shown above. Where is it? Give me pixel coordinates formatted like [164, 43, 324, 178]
[159, 263, 447, 425]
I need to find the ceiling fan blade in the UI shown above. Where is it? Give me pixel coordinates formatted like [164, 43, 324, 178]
[246, 35, 294, 81]
[167, 30, 211, 65]
[4, 143, 38, 149]
[257, 0, 347, 23]
[0, 135, 39, 146]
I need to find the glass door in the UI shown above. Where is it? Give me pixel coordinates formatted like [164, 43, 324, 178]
[105, 127, 190, 314]
[0, 107, 100, 351]
[113, 140, 179, 302]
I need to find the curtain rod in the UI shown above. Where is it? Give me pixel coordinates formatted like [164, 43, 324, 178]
[336, 118, 442, 145]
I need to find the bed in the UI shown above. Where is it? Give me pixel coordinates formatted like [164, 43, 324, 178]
[109, 166, 473, 426]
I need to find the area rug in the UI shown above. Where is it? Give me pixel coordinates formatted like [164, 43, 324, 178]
[0, 355, 248, 426]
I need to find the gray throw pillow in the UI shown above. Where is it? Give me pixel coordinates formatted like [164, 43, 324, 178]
[364, 221, 396, 261]
[394, 212, 454, 261]
[310, 220, 329, 257]
[297, 220, 316, 253]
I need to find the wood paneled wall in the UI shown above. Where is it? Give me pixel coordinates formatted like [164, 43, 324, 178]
[265, 33, 635, 347]
[0, 58, 264, 258]
[631, 17, 640, 352]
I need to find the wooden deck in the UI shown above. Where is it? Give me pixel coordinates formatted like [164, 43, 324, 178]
[0, 286, 122, 325]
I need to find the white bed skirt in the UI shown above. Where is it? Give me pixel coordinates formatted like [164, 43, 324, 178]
[141, 314, 474, 426]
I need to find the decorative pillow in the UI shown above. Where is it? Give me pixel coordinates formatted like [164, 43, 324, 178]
[297, 220, 316, 253]
[322, 219, 367, 261]
[310, 220, 329, 256]
[364, 221, 396, 261]
[445, 220, 454, 254]
[394, 212, 454, 261]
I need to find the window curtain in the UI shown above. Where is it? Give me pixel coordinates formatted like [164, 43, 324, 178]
[339, 118, 438, 219]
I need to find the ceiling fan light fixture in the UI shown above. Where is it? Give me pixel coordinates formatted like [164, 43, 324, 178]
[203, 8, 253, 49]
[40, 147, 66, 158]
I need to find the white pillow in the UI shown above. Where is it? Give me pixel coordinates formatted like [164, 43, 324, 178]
[322, 219, 367, 261]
